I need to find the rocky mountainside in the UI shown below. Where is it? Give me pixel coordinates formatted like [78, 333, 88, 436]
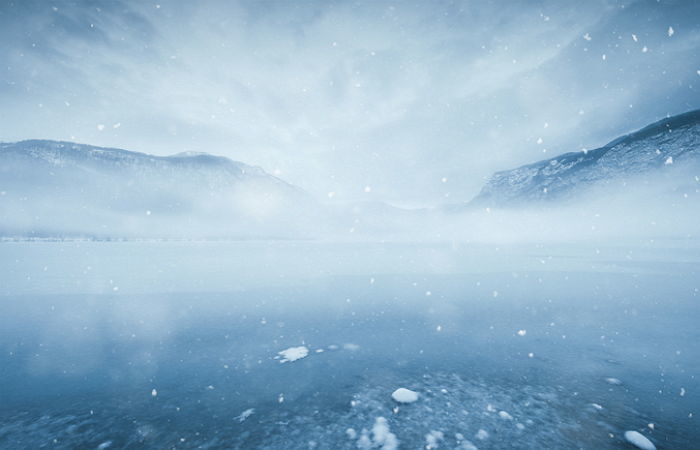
[471, 109, 700, 206]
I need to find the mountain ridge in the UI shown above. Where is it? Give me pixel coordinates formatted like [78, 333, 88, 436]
[470, 109, 700, 207]
[2, 139, 269, 178]
[0, 139, 318, 238]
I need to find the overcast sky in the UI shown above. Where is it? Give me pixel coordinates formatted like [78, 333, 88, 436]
[1, 0, 699, 206]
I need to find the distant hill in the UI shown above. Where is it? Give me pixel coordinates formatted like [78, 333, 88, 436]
[0, 140, 319, 239]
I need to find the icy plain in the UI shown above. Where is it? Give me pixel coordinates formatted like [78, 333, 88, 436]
[0, 240, 697, 449]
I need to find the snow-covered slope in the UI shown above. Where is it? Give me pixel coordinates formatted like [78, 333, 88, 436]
[471, 110, 700, 207]
[0, 140, 318, 238]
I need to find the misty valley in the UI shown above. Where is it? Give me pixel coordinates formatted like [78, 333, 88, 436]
[1, 108, 700, 450]
[2, 109, 700, 450]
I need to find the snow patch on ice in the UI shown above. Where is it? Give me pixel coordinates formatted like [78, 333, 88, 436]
[624, 430, 656, 450]
[357, 417, 398, 450]
[391, 388, 419, 403]
[277, 346, 309, 363]
[234, 408, 254, 423]
[425, 430, 444, 449]
[498, 411, 513, 420]
[455, 433, 479, 450]
[475, 429, 489, 440]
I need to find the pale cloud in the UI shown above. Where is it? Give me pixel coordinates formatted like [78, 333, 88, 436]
[1, 0, 699, 205]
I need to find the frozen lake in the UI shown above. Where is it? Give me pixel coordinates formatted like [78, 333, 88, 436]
[0, 240, 698, 449]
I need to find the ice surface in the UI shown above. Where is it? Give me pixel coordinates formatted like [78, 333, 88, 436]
[0, 350, 693, 449]
[0, 241, 699, 449]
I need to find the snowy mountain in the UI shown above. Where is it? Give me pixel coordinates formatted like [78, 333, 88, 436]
[0, 140, 319, 238]
[471, 109, 700, 207]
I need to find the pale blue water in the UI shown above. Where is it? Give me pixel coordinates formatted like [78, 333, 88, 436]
[0, 241, 698, 449]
